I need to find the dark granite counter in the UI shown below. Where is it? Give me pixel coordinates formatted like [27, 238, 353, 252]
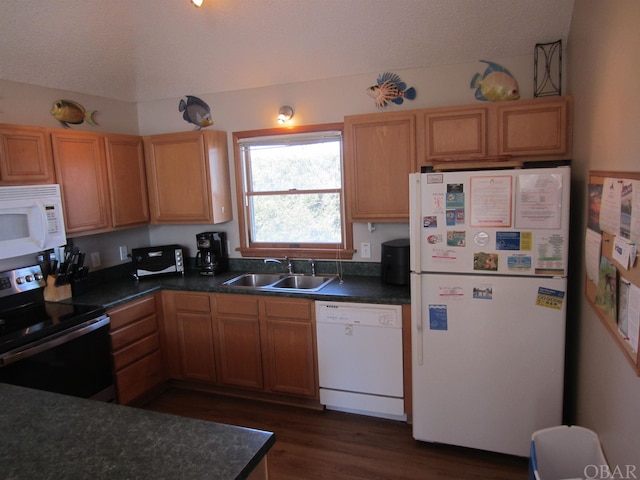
[70, 269, 411, 309]
[0, 383, 274, 480]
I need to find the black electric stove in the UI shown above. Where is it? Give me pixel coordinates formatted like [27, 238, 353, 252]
[0, 265, 113, 400]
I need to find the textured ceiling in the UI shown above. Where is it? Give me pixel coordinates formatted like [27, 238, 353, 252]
[0, 0, 574, 103]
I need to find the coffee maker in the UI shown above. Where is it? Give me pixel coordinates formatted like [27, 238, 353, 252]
[195, 232, 229, 276]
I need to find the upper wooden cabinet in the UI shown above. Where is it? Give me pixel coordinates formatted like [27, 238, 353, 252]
[51, 130, 112, 235]
[344, 111, 417, 222]
[0, 124, 55, 184]
[495, 97, 572, 158]
[423, 107, 488, 161]
[143, 130, 233, 224]
[421, 96, 573, 166]
[52, 130, 150, 236]
[104, 134, 150, 228]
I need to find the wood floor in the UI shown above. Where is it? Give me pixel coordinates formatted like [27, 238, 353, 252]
[142, 388, 528, 480]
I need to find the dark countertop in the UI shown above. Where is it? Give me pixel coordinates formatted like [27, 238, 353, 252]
[0, 383, 275, 480]
[71, 269, 411, 309]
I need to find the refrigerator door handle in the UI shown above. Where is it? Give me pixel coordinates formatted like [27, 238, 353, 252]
[410, 273, 424, 366]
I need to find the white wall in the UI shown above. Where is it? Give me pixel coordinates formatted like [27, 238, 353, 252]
[568, 0, 640, 467]
[1, 55, 536, 268]
[137, 56, 535, 261]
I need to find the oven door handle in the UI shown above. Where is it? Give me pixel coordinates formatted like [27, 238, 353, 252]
[0, 315, 110, 366]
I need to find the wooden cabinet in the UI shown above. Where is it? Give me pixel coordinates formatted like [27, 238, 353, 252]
[422, 106, 488, 161]
[262, 298, 317, 397]
[104, 134, 150, 227]
[215, 294, 264, 390]
[420, 96, 573, 167]
[344, 111, 417, 222]
[144, 130, 232, 224]
[495, 97, 572, 159]
[108, 294, 165, 405]
[213, 294, 318, 399]
[51, 130, 111, 234]
[161, 291, 217, 383]
[51, 130, 150, 236]
[0, 124, 55, 184]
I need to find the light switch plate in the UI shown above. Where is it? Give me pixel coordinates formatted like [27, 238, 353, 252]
[360, 242, 371, 259]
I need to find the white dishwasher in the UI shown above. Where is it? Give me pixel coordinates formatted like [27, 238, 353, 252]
[315, 301, 406, 421]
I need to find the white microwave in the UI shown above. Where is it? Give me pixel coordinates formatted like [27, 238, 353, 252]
[0, 184, 67, 260]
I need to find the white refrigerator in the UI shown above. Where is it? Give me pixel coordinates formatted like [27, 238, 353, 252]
[409, 166, 570, 457]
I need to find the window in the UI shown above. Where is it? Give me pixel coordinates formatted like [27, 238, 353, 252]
[233, 123, 353, 259]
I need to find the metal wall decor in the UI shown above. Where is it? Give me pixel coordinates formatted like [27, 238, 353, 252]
[534, 40, 562, 97]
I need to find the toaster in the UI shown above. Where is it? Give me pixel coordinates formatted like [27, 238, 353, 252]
[131, 245, 185, 279]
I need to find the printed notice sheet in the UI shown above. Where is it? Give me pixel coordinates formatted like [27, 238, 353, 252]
[515, 173, 563, 229]
[618, 278, 640, 353]
[470, 175, 512, 227]
[585, 228, 602, 282]
[599, 177, 622, 235]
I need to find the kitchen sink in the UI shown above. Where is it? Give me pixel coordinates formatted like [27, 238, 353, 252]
[270, 275, 333, 290]
[223, 273, 286, 288]
[222, 273, 336, 292]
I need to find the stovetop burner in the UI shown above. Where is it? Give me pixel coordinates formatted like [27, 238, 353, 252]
[0, 265, 105, 356]
[0, 301, 106, 355]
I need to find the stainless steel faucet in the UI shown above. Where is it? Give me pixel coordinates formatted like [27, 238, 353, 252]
[308, 258, 316, 276]
[264, 256, 293, 274]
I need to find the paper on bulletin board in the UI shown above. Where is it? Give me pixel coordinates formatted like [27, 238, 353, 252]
[618, 278, 640, 353]
[599, 177, 622, 235]
[585, 228, 602, 282]
[612, 235, 637, 270]
[515, 172, 563, 229]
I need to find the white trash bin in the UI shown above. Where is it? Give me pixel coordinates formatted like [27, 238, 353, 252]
[529, 425, 609, 480]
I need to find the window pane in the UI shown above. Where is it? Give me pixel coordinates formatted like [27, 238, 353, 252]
[250, 193, 341, 243]
[248, 141, 341, 192]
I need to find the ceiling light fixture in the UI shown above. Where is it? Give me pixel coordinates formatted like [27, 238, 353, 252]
[277, 106, 294, 125]
[191, 0, 204, 7]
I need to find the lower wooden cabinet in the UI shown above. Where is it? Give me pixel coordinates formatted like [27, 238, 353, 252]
[108, 294, 165, 405]
[161, 291, 217, 383]
[215, 295, 264, 389]
[161, 292, 318, 401]
[262, 298, 317, 397]
[214, 294, 317, 399]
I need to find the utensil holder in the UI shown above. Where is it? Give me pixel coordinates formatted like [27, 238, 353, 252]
[43, 275, 72, 301]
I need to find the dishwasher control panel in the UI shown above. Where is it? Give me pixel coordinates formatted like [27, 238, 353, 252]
[315, 301, 402, 328]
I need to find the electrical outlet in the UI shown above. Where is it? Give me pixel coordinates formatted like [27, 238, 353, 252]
[360, 242, 371, 259]
[118, 245, 128, 261]
[90, 252, 101, 268]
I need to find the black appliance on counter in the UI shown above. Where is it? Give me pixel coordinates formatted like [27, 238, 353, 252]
[195, 232, 228, 276]
[0, 265, 114, 401]
[381, 238, 410, 286]
[131, 245, 185, 279]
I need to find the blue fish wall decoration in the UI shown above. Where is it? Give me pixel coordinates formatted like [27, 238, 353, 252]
[179, 95, 214, 129]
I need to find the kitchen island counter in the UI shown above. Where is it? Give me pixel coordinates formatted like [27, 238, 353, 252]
[0, 383, 274, 479]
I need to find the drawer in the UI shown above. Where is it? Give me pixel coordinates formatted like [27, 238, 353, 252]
[112, 332, 160, 371]
[174, 293, 211, 313]
[108, 295, 157, 331]
[115, 350, 164, 405]
[110, 315, 158, 351]
[215, 294, 259, 316]
[264, 298, 311, 320]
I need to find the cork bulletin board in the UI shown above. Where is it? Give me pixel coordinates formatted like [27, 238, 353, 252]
[586, 171, 640, 375]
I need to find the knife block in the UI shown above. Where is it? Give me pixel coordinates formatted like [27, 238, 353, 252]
[44, 275, 72, 301]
